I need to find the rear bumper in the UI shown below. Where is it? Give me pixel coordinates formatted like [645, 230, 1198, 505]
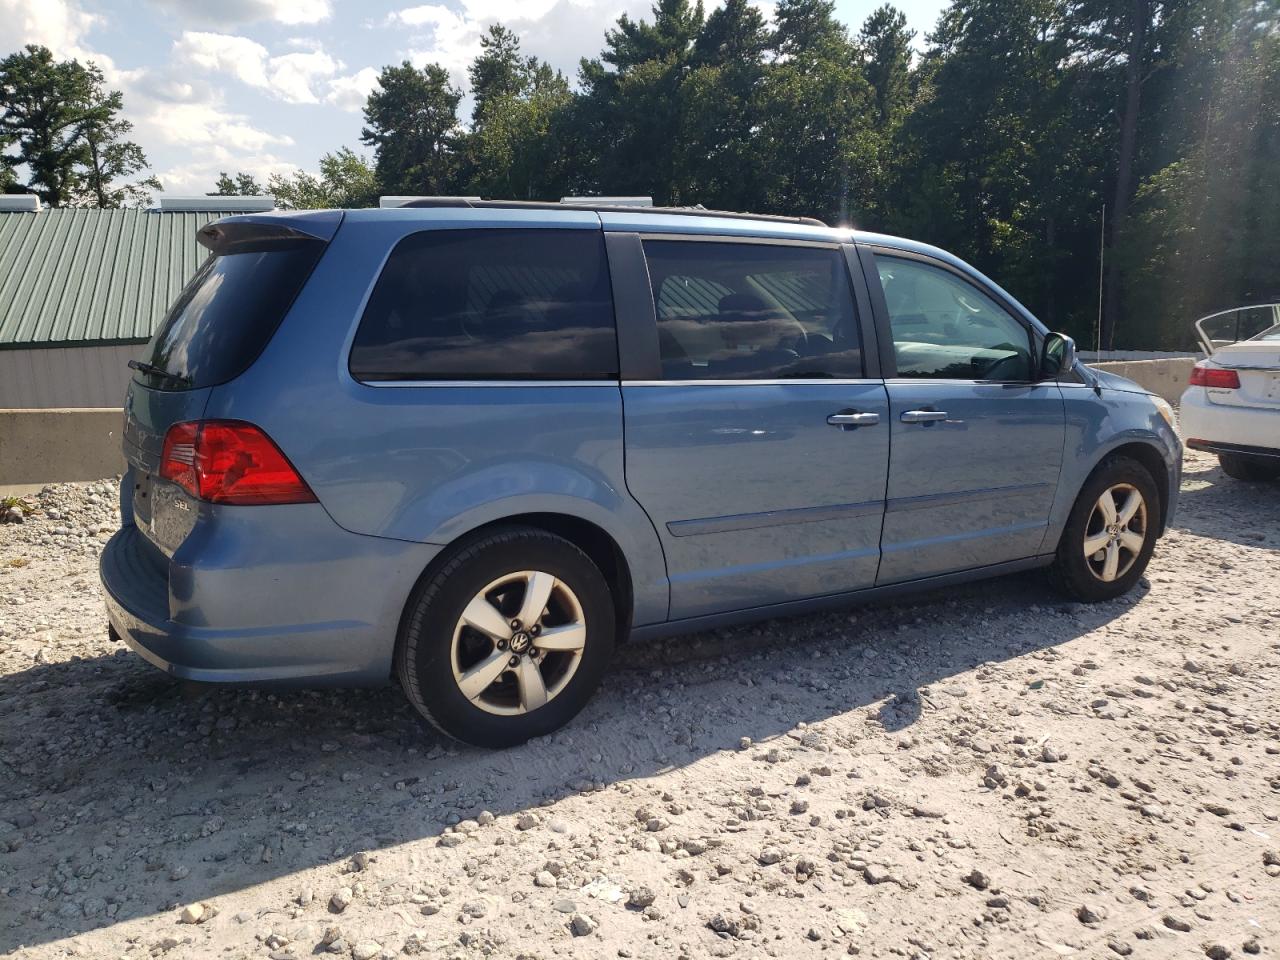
[101, 510, 440, 685]
[1179, 386, 1280, 452]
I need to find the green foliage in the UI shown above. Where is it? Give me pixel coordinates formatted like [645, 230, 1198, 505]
[210, 171, 264, 196]
[461, 26, 575, 199]
[464, 69, 573, 200]
[1122, 3, 1280, 348]
[361, 61, 461, 196]
[469, 25, 532, 125]
[268, 0, 1279, 348]
[269, 148, 378, 209]
[860, 5, 914, 126]
[0, 45, 157, 207]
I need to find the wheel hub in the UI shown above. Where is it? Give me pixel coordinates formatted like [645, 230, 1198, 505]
[1083, 482, 1148, 583]
[450, 570, 588, 717]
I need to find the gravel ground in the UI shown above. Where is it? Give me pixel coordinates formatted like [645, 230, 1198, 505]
[1, 449, 1278, 960]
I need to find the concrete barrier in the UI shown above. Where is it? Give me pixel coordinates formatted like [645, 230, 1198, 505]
[1089, 358, 1196, 404]
[0, 408, 125, 486]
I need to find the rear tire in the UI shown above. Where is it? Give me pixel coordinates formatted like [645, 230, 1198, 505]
[1049, 457, 1160, 603]
[1218, 452, 1280, 482]
[396, 526, 615, 748]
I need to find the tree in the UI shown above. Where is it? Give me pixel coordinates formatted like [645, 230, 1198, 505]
[469, 25, 530, 126]
[860, 5, 915, 126]
[772, 0, 851, 59]
[0, 127, 15, 192]
[694, 0, 769, 67]
[0, 45, 91, 206]
[1121, 2, 1280, 347]
[0, 45, 156, 207]
[680, 0, 771, 209]
[756, 0, 879, 223]
[268, 148, 378, 208]
[882, 0, 1114, 332]
[81, 92, 161, 207]
[1066, 0, 1180, 346]
[601, 0, 705, 71]
[574, 0, 707, 201]
[210, 171, 264, 195]
[361, 61, 462, 196]
[466, 65, 574, 200]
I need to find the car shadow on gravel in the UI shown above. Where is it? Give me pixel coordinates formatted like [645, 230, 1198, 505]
[1173, 456, 1280, 550]
[0, 566, 1142, 953]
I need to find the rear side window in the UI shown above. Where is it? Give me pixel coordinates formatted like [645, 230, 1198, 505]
[642, 240, 862, 380]
[350, 229, 617, 381]
[139, 245, 325, 390]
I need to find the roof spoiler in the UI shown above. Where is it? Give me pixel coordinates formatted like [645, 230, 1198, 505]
[198, 210, 343, 255]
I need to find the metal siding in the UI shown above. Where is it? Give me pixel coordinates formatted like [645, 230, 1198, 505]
[0, 208, 254, 348]
[0, 344, 141, 407]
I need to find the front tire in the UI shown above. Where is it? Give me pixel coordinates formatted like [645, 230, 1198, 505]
[1218, 452, 1280, 482]
[1049, 457, 1160, 602]
[396, 527, 615, 748]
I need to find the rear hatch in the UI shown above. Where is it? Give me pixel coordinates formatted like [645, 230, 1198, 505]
[123, 210, 341, 557]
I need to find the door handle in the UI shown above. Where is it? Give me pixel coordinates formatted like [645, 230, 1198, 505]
[827, 411, 880, 427]
[901, 409, 948, 423]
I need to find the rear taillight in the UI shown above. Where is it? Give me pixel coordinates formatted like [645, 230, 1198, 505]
[159, 420, 317, 505]
[1189, 364, 1240, 389]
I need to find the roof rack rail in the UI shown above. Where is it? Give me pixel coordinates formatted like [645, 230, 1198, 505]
[394, 196, 828, 228]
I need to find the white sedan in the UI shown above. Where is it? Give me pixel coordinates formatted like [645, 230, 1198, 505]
[1180, 303, 1280, 481]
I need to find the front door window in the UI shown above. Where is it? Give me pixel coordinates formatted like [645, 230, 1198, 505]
[876, 256, 1033, 382]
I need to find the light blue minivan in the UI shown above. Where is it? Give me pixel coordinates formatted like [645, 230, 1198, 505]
[102, 200, 1182, 746]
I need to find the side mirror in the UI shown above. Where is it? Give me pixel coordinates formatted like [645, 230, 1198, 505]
[1041, 332, 1077, 379]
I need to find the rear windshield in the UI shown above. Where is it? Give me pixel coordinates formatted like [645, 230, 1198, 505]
[136, 245, 324, 390]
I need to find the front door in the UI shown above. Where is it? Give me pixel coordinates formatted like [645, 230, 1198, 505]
[622, 237, 889, 620]
[866, 250, 1066, 584]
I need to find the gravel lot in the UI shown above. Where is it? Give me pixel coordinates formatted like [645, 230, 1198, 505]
[1, 449, 1278, 960]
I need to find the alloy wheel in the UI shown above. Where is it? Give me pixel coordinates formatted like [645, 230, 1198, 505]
[1082, 483, 1148, 583]
[450, 570, 587, 716]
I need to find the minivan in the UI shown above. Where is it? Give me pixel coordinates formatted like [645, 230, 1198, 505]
[102, 200, 1182, 747]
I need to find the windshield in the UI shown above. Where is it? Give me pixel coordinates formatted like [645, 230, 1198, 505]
[1250, 323, 1280, 342]
[137, 245, 325, 390]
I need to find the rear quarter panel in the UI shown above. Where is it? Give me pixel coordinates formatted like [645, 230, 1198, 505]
[199, 211, 670, 627]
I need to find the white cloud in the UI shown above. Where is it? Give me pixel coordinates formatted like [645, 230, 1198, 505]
[265, 50, 341, 103]
[0, 0, 98, 60]
[145, 102, 294, 152]
[173, 31, 341, 104]
[326, 66, 380, 111]
[174, 32, 272, 87]
[146, 0, 330, 27]
[0, 0, 301, 199]
[396, 6, 479, 77]
[387, 0, 651, 89]
[156, 152, 300, 195]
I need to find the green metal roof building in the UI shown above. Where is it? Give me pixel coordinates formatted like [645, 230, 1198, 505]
[0, 197, 271, 408]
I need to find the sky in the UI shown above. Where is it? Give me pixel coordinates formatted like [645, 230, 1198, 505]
[0, 0, 947, 198]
